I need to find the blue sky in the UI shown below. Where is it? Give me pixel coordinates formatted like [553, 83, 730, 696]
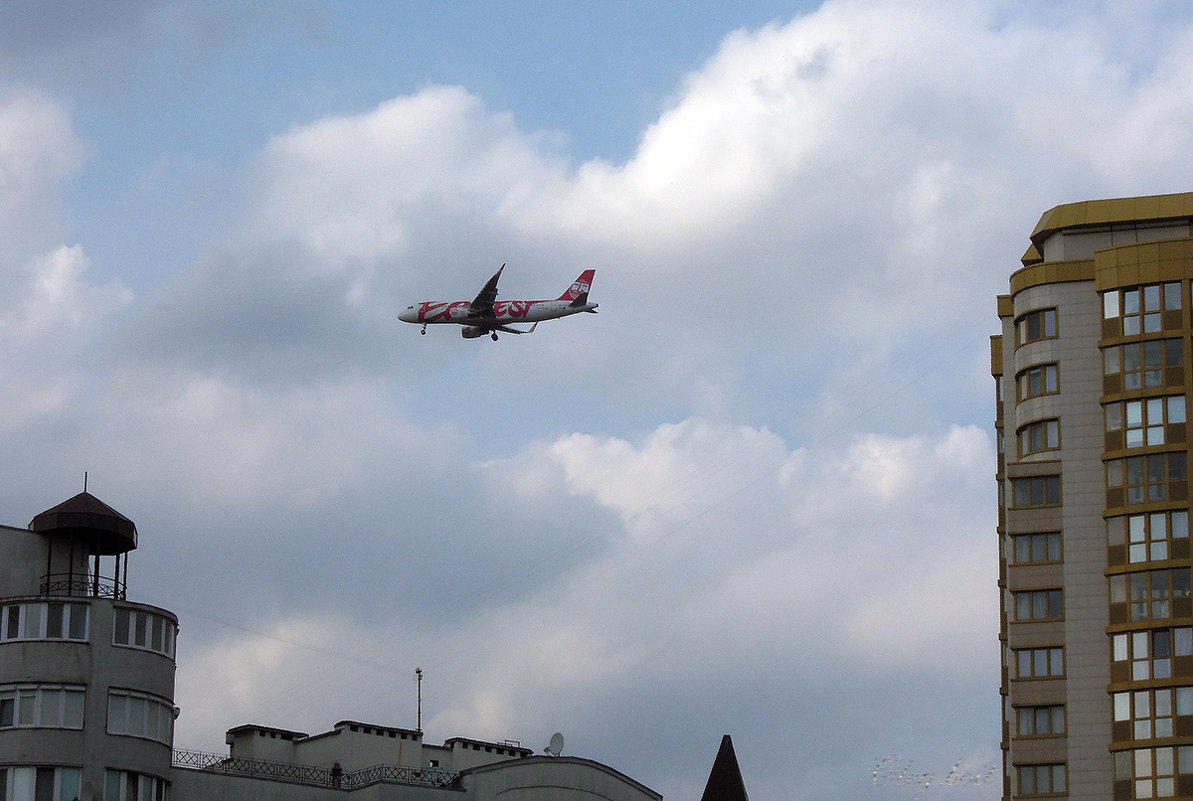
[5, 1, 1193, 799]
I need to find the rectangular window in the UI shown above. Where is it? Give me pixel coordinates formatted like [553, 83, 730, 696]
[1131, 746, 1178, 799]
[1113, 627, 1193, 680]
[1017, 647, 1064, 678]
[0, 685, 86, 730]
[1107, 453, 1187, 506]
[1017, 705, 1065, 736]
[1106, 282, 1181, 335]
[1014, 532, 1062, 564]
[1104, 338, 1184, 390]
[1014, 589, 1063, 621]
[0, 602, 88, 643]
[1017, 763, 1066, 796]
[1109, 511, 1190, 564]
[1106, 395, 1186, 447]
[113, 608, 129, 645]
[1110, 568, 1192, 621]
[104, 770, 168, 801]
[1114, 688, 1187, 740]
[1012, 475, 1061, 508]
[45, 603, 63, 639]
[107, 690, 173, 746]
[22, 604, 42, 639]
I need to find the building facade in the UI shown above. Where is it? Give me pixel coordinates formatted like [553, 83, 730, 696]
[0, 491, 177, 801]
[0, 492, 661, 801]
[994, 193, 1193, 800]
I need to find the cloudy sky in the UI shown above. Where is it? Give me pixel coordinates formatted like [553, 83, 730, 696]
[4, 0, 1193, 798]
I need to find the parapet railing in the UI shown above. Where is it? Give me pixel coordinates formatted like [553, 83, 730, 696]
[173, 750, 462, 791]
[39, 573, 126, 600]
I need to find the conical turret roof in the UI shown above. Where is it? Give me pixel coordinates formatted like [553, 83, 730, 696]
[29, 491, 137, 554]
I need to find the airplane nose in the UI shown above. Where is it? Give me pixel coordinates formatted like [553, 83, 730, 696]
[398, 306, 417, 323]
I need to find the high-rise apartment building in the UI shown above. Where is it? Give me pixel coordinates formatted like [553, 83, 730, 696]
[995, 193, 1193, 800]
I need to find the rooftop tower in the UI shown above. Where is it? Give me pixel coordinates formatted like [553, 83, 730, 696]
[1, 491, 178, 800]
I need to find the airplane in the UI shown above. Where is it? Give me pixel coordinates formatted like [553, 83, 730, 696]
[398, 265, 597, 340]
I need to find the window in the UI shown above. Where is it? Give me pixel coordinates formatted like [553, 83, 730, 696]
[1110, 569, 1192, 621]
[1104, 338, 1184, 391]
[1019, 419, 1060, 456]
[0, 767, 82, 801]
[1017, 647, 1064, 678]
[1104, 282, 1182, 335]
[1017, 308, 1058, 345]
[1133, 747, 1176, 799]
[1107, 453, 1187, 506]
[103, 770, 169, 801]
[1106, 396, 1186, 448]
[1014, 532, 1062, 564]
[1109, 511, 1190, 564]
[1012, 475, 1061, 507]
[0, 685, 85, 730]
[1113, 747, 1193, 798]
[1017, 363, 1059, 401]
[1017, 705, 1065, 736]
[1113, 627, 1193, 680]
[1114, 687, 1193, 740]
[107, 690, 174, 745]
[1017, 763, 1066, 796]
[112, 607, 176, 659]
[1014, 589, 1063, 621]
[0, 602, 88, 643]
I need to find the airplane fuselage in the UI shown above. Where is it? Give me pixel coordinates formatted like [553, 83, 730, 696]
[403, 298, 597, 326]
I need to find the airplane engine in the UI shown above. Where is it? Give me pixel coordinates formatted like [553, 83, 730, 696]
[461, 326, 487, 339]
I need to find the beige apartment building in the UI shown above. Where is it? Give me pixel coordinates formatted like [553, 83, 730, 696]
[0, 491, 662, 801]
[994, 192, 1193, 800]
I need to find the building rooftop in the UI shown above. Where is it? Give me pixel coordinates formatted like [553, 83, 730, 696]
[28, 490, 137, 554]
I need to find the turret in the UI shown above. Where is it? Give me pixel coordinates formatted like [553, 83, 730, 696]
[29, 490, 137, 599]
[0, 491, 177, 800]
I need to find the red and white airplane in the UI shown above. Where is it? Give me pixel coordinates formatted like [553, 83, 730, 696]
[398, 265, 597, 340]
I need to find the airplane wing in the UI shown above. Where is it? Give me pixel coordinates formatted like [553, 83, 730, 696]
[469, 264, 504, 317]
[494, 322, 537, 335]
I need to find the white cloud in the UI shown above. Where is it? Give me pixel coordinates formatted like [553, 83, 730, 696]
[0, 86, 82, 254]
[171, 419, 995, 800]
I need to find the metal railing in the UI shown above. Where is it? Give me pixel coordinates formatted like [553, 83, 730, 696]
[40, 573, 126, 600]
[173, 750, 463, 791]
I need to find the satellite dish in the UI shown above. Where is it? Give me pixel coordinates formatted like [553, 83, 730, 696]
[544, 732, 564, 756]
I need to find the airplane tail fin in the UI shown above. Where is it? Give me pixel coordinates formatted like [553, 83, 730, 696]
[560, 269, 596, 305]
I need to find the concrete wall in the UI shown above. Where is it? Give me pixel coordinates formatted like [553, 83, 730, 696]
[0, 524, 47, 596]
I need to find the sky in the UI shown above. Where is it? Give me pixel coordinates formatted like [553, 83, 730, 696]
[3, 1, 1193, 799]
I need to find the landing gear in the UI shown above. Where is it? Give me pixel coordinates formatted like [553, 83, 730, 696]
[490, 332, 499, 341]
[420, 325, 426, 335]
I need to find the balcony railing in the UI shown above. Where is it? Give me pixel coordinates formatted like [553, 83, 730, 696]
[173, 750, 463, 791]
[40, 573, 126, 600]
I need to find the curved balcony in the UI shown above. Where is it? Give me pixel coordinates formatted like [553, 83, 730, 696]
[39, 572, 126, 600]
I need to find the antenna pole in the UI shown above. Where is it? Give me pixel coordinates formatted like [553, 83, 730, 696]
[84, 471, 88, 492]
[415, 667, 423, 733]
